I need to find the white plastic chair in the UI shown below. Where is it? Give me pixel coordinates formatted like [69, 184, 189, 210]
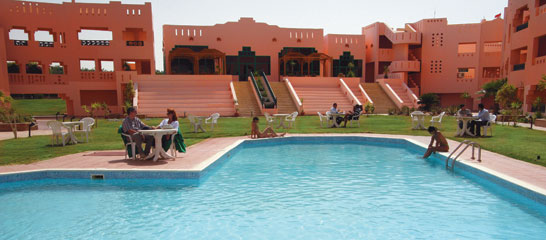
[264, 112, 275, 126]
[47, 121, 67, 146]
[410, 111, 425, 129]
[482, 115, 496, 137]
[285, 112, 298, 128]
[430, 112, 445, 128]
[121, 132, 137, 160]
[205, 113, 220, 131]
[349, 111, 363, 127]
[187, 114, 205, 133]
[317, 112, 329, 128]
[74, 117, 95, 142]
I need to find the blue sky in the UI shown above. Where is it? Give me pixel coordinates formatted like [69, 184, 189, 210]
[28, 0, 508, 70]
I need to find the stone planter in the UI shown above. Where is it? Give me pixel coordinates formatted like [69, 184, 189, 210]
[535, 119, 546, 128]
[0, 123, 38, 132]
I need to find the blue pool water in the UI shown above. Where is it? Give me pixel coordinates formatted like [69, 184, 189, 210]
[1, 138, 546, 239]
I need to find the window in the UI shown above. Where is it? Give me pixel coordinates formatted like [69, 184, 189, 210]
[458, 43, 476, 54]
[482, 67, 500, 78]
[26, 62, 43, 74]
[100, 60, 114, 72]
[123, 28, 146, 46]
[122, 61, 136, 71]
[457, 68, 475, 79]
[80, 60, 96, 71]
[78, 28, 112, 46]
[9, 29, 29, 46]
[49, 62, 65, 74]
[484, 41, 502, 53]
[34, 30, 54, 47]
[7, 61, 20, 73]
[536, 35, 546, 58]
[513, 5, 530, 32]
[510, 47, 527, 71]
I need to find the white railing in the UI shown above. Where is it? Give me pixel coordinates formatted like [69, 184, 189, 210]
[284, 78, 303, 113]
[359, 84, 373, 104]
[339, 78, 362, 106]
[386, 83, 403, 104]
[230, 81, 239, 108]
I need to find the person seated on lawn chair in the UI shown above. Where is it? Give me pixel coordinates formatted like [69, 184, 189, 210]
[122, 107, 155, 159]
[470, 103, 491, 137]
[456, 104, 472, 129]
[342, 104, 363, 128]
[156, 108, 186, 154]
[250, 117, 286, 139]
[328, 103, 344, 127]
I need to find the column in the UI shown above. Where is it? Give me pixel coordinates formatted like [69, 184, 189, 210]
[193, 56, 199, 75]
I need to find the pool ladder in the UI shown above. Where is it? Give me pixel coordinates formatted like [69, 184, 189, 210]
[445, 140, 481, 170]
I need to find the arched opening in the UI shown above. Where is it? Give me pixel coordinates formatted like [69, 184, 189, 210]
[9, 28, 29, 46]
[26, 62, 43, 74]
[49, 62, 65, 74]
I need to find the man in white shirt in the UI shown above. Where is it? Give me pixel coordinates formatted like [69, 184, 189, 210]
[471, 103, 490, 136]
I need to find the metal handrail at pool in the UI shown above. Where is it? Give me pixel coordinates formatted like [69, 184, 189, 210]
[446, 140, 481, 170]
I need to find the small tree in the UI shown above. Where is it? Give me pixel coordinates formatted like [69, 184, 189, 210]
[0, 91, 18, 139]
[418, 93, 440, 112]
[460, 92, 471, 100]
[495, 84, 519, 109]
[346, 62, 356, 77]
[536, 74, 546, 92]
[482, 78, 507, 113]
[123, 80, 136, 113]
[364, 102, 375, 117]
[383, 65, 390, 79]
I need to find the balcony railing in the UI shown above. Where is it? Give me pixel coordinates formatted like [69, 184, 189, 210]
[126, 41, 144, 46]
[14, 40, 28, 46]
[513, 63, 526, 71]
[515, 22, 528, 32]
[8, 73, 68, 85]
[81, 40, 110, 46]
[80, 71, 115, 80]
[39, 41, 54, 47]
[537, 4, 546, 16]
[535, 55, 546, 65]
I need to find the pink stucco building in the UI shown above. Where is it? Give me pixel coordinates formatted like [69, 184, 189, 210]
[0, 0, 544, 116]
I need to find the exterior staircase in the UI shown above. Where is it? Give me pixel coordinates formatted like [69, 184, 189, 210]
[290, 78, 353, 115]
[361, 83, 397, 114]
[137, 78, 235, 117]
[269, 82, 298, 114]
[232, 81, 261, 117]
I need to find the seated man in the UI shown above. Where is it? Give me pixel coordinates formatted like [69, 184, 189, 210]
[423, 126, 449, 158]
[456, 104, 472, 129]
[122, 107, 154, 159]
[342, 104, 363, 128]
[470, 103, 490, 137]
[250, 117, 285, 139]
[328, 103, 344, 127]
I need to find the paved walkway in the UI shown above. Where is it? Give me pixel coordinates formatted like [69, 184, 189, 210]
[1, 133, 545, 195]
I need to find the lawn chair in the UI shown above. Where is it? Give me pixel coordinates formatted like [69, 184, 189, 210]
[161, 128, 187, 158]
[264, 112, 276, 126]
[187, 114, 205, 133]
[348, 111, 363, 127]
[74, 117, 95, 142]
[285, 112, 298, 128]
[205, 113, 220, 131]
[482, 115, 496, 137]
[118, 126, 138, 160]
[430, 112, 445, 129]
[47, 121, 67, 146]
[317, 112, 329, 128]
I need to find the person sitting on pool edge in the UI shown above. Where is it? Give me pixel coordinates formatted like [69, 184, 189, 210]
[423, 126, 449, 158]
[250, 117, 286, 139]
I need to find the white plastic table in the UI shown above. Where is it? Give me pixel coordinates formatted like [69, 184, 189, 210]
[273, 114, 290, 129]
[411, 112, 426, 130]
[139, 129, 178, 161]
[329, 113, 345, 128]
[62, 121, 83, 144]
[193, 116, 207, 133]
[456, 116, 476, 137]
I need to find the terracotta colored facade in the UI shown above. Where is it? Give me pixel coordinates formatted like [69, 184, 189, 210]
[0, 0, 155, 115]
[502, 0, 546, 112]
[1, 0, 544, 115]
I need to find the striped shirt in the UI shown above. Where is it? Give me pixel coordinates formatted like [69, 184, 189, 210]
[122, 117, 148, 133]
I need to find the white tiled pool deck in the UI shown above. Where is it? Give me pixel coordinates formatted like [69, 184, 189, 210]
[1, 133, 545, 195]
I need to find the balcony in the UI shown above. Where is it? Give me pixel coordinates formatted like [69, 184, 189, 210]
[13, 40, 28, 46]
[378, 49, 393, 61]
[389, 60, 421, 72]
[126, 41, 144, 46]
[80, 40, 110, 46]
[537, 4, 546, 16]
[515, 22, 528, 32]
[384, 27, 421, 45]
[80, 72, 115, 81]
[39, 41, 54, 47]
[513, 63, 526, 71]
[535, 55, 546, 65]
[8, 73, 67, 85]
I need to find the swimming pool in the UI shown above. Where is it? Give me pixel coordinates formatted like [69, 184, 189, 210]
[1, 137, 546, 239]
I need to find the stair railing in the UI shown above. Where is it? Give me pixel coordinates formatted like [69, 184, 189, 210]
[261, 72, 277, 108]
[249, 73, 265, 108]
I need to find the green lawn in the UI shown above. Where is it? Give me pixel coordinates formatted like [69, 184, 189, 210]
[12, 99, 67, 116]
[0, 115, 545, 167]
